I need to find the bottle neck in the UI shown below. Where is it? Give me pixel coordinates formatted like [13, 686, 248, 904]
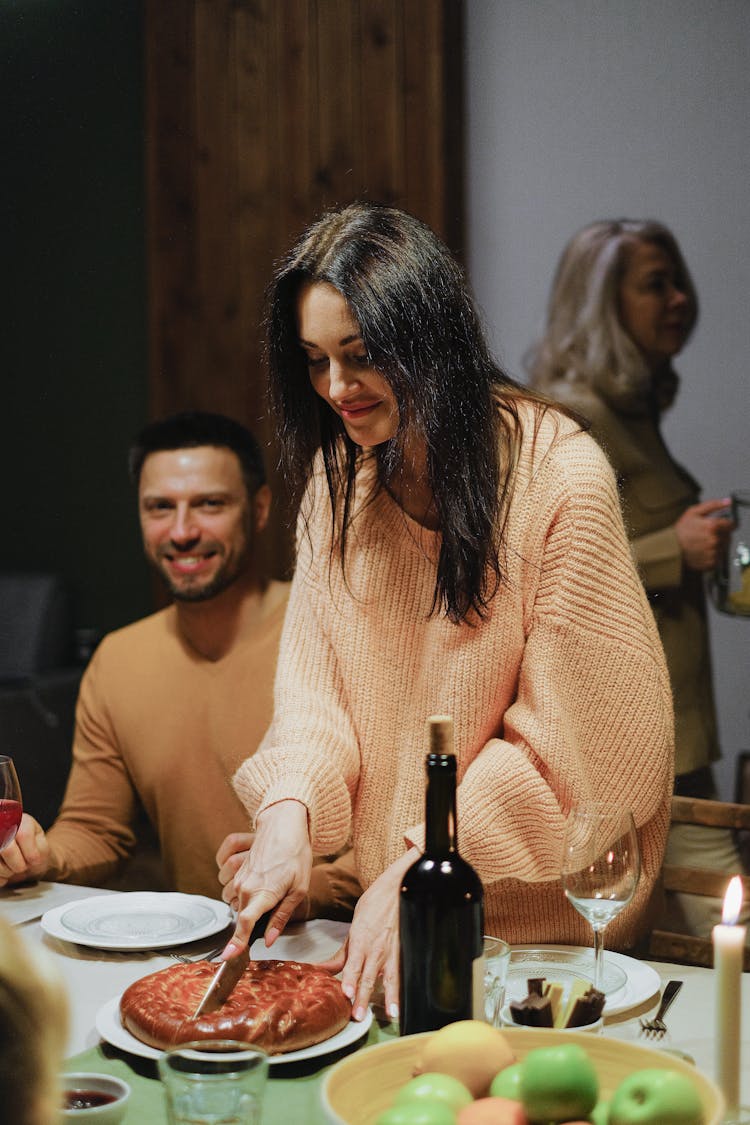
[424, 755, 458, 855]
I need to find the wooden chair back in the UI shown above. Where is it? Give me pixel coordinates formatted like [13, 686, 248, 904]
[735, 751, 750, 869]
[648, 796, 750, 970]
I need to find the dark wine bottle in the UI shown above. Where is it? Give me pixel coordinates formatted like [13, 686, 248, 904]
[399, 714, 484, 1036]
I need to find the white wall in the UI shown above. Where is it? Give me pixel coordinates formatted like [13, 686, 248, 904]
[466, 0, 750, 797]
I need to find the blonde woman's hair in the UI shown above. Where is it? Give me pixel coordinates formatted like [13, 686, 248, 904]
[0, 920, 69, 1125]
[526, 219, 698, 409]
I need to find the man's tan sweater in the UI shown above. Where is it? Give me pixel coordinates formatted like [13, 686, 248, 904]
[46, 584, 360, 917]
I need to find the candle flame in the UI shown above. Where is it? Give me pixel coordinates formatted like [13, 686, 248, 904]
[722, 875, 744, 925]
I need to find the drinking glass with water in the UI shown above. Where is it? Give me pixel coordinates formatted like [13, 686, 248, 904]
[158, 1041, 268, 1125]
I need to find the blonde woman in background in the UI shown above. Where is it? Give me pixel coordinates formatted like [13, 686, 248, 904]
[0, 919, 68, 1125]
[527, 218, 742, 938]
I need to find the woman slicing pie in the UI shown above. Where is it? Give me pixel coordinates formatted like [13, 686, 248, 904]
[217, 202, 674, 1023]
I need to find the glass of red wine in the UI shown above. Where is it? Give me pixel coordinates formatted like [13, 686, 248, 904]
[0, 756, 23, 850]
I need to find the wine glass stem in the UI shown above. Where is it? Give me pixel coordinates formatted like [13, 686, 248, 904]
[593, 927, 606, 991]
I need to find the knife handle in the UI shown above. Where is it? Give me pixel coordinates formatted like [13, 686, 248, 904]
[248, 909, 273, 946]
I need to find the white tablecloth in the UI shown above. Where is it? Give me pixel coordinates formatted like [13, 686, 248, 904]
[3, 882, 349, 1057]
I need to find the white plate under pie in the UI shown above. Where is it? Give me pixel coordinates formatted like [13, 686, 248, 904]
[507, 945, 660, 1018]
[95, 993, 373, 1066]
[41, 892, 232, 951]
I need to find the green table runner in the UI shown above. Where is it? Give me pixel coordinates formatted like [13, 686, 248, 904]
[65, 1018, 397, 1123]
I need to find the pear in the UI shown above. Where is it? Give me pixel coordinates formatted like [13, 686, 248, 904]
[414, 1020, 516, 1098]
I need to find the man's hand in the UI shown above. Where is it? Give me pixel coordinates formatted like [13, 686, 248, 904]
[319, 846, 419, 1021]
[674, 498, 734, 572]
[0, 814, 51, 886]
[216, 800, 312, 958]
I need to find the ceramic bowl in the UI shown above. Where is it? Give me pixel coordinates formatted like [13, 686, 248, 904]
[499, 1002, 603, 1033]
[60, 1072, 131, 1124]
[321, 1027, 724, 1125]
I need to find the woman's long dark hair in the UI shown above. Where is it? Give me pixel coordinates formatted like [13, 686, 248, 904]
[267, 201, 540, 623]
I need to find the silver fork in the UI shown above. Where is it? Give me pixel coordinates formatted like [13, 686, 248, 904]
[168, 943, 225, 964]
[639, 979, 683, 1037]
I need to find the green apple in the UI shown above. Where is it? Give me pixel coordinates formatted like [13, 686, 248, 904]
[489, 1063, 523, 1101]
[608, 1068, 703, 1124]
[562, 1102, 609, 1125]
[396, 1073, 473, 1112]
[373, 1101, 457, 1125]
[520, 1043, 599, 1123]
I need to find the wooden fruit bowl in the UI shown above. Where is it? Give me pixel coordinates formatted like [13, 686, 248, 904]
[321, 1027, 724, 1125]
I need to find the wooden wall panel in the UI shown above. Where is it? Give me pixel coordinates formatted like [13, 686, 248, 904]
[145, 0, 464, 575]
[276, 2, 317, 242]
[193, 0, 239, 414]
[316, 1, 359, 207]
[359, 1, 403, 205]
[403, 3, 445, 228]
[145, 3, 198, 412]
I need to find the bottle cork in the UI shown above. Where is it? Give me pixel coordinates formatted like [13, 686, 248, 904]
[427, 714, 454, 756]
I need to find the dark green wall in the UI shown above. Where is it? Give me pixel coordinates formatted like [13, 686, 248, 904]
[3, 1, 151, 636]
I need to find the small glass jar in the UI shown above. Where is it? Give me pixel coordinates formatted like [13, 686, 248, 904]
[710, 491, 750, 616]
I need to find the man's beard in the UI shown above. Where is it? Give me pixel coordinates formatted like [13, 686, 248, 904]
[151, 517, 255, 605]
[169, 568, 238, 602]
[155, 551, 247, 603]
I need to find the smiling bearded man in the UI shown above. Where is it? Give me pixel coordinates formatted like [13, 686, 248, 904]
[139, 443, 260, 606]
[0, 411, 361, 920]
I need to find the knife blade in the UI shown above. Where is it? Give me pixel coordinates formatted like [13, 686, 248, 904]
[191, 945, 250, 1018]
[190, 909, 272, 1019]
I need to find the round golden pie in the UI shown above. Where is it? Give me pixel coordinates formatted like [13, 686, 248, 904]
[119, 958, 352, 1054]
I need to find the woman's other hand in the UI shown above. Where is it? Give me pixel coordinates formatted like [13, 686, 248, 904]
[216, 800, 312, 957]
[319, 846, 419, 1021]
[675, 498, 734, 571]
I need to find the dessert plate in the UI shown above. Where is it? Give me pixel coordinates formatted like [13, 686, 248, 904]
[41, 892, 232, 951]
[96, 994, 372, 1067]
[507, 945, 660, 1017]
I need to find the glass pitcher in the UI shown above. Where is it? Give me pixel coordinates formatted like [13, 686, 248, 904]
[710, 490, 750, 616]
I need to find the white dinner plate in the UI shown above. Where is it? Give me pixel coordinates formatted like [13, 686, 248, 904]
[95, 994, 372, 1067]
[41, 892, 232, 951]
[507, 945, 660, 1018]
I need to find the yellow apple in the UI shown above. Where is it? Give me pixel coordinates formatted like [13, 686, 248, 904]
[414, 1021, 516, 1098]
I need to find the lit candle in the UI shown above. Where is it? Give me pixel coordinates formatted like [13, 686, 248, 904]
[713, 875, 745, 1120]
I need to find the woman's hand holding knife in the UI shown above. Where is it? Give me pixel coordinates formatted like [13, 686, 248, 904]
[216, 799, 312, 960]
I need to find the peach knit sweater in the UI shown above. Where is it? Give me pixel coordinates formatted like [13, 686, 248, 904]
[233, 406, 674, 948]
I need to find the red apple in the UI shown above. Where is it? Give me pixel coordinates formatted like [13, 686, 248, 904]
[457, 1096, 527, 1124]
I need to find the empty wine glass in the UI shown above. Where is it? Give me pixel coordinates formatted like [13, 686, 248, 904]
[561, 803, 640, 991]
[0, 756, 23, 850]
